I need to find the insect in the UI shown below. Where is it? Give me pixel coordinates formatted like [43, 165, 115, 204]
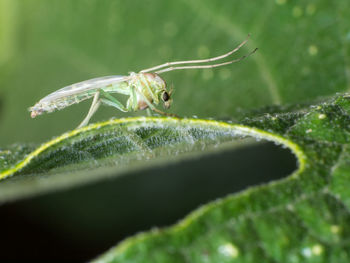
[30, 35, 257, 128]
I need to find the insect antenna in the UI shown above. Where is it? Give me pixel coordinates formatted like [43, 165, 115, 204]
[155, 48, 258, 74]
[140, 34, 252, 73]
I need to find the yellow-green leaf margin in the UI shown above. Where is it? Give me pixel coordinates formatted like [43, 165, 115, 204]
[0, 117, 307, 181]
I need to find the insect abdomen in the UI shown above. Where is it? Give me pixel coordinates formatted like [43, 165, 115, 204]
[42, 90, 96, 113]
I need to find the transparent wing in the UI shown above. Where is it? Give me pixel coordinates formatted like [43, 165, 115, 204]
[40, 75, 129, 102]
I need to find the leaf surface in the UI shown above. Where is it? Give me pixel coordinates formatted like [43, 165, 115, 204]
[0, 0, 350, 262]
[89, 95, 350, 262]
[1, 94, 350, 261]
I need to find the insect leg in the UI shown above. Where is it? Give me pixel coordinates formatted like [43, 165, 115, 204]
[146, 108, 152, 116]
[133, 85, 155, 110]
[99, 89, 128, 112]
[130, 85, 138, 110]
[100, 98, 128, 113]
[139, 74, 158, 102]
[152, 107, 179, 117]
[77, 91, 101, 128]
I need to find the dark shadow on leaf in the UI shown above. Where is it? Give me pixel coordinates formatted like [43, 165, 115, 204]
[0, 141, 296, 262]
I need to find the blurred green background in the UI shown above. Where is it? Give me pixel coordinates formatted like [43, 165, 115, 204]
[0, 0, 348, 262]
[1, 0, 348, 145]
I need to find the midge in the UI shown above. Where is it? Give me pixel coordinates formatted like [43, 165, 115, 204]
[30, 35, 257, 128]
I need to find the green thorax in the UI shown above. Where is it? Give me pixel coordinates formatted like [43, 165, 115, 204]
[126, 73, 166, 111]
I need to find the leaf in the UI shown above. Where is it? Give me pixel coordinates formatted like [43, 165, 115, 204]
[0, 116, 299, 202]
[1, 0, 350, 261]
[1, 94, 350, 261]
[87, 94, 350, 262]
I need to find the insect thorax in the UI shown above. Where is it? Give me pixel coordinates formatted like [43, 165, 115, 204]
[126, 73, 167, 111]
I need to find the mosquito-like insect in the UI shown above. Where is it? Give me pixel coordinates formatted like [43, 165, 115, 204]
[30, 35, 257, 128]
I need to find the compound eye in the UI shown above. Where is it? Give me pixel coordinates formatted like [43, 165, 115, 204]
[162, 91, 170, 102]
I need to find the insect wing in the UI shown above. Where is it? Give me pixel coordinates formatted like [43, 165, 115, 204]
[40, 75, 128, 103]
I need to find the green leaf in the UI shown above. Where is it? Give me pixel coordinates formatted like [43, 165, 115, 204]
[1, 0, 350, 262]
[88, 94, 350, 262]
[0, 116, 300, 202]
[1, 95, 350, 261]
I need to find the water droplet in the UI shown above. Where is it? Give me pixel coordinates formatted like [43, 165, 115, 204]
[306, 129, 312, 133]
[302, 247, 312, 257]
[308, 45, 318, 56]
[311, 244, 323, 255]
[318, 113, 326, 119]
[301, 244, 323, 258]
[218, 243, 239, 258]
[331, 225, 340, 234]
[286, 204, 294, 211]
